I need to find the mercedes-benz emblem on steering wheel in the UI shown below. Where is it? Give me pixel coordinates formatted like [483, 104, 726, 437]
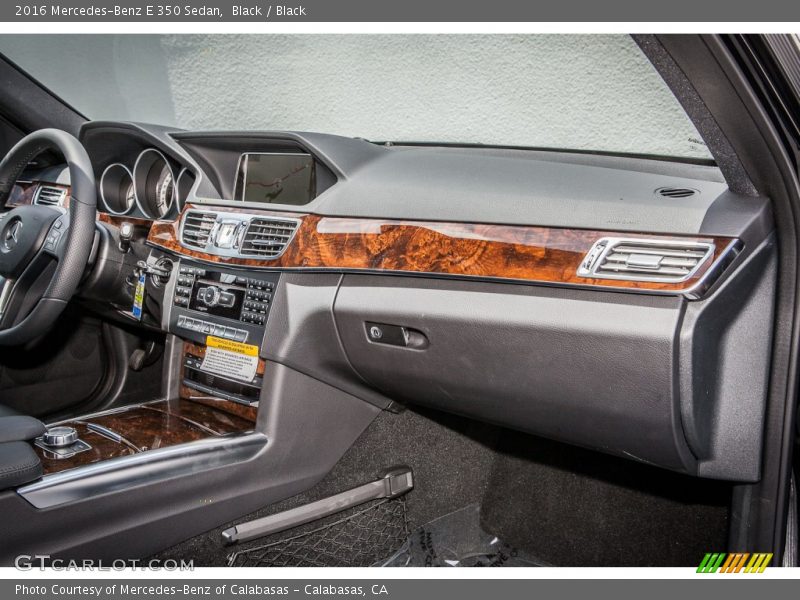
[1, 219, 22, 252]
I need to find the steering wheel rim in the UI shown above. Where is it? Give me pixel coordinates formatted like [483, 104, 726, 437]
[0, 129, 96, 345]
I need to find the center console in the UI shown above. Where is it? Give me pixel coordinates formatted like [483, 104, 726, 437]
[168, 261, 278, 406]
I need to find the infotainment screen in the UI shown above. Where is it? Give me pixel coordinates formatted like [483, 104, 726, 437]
[234, 152, 315, 205]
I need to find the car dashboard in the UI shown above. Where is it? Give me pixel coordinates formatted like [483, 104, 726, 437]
[6, 120, 778, 484]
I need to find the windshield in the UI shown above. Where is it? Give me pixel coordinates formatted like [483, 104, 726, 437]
[0, 34, 711, 160]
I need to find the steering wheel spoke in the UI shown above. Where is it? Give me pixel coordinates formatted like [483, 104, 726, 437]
[0, 248, 56, 329]
[0, 277, 15, 322]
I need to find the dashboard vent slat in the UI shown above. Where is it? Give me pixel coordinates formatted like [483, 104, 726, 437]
[180, 210, 217, 249]
[577, 238, 715, 284]
[34, 185, 67, 207]
[656, 187, 698, 199]
[240, 217, 299, 258]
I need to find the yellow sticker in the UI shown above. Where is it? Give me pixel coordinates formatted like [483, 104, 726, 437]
[206, 335, 259, 356]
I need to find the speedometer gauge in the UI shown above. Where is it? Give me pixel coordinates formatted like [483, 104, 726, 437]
[133, 148, 176, 219]
[125, 182, 136, 211]
[155, 167, 174, 216]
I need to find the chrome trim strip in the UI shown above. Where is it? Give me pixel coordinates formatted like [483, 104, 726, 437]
[146, 245, 743, 301]
[133, 148, 177, 219]
[99, 163, 135, 216]
[175, 167, 195, 213]
[18, 433, 267, 509]
[0, 277, 15, 320]
[85, 422, 141, 452]
[681, 238, 743, 300]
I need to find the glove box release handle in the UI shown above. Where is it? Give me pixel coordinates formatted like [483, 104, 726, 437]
[365, 322, 429, 349]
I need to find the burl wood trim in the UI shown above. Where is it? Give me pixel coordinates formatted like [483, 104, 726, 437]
[98, 213, 157, 229]
[147, 204, 736, 293]
[7, 181, 37, 206]
[178, 391, 259, 422]
[6, 181, 71, 207]
[35, 398, 256, 475]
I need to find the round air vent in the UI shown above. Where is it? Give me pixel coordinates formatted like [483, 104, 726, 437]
[655, 186, 699, 199]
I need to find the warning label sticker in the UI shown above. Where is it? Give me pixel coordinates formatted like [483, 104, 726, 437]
[201, 336, 259, 383]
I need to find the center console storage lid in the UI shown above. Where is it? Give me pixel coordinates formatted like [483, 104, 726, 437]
[0, 416, 46, 443]
[0, 441, 42, 490]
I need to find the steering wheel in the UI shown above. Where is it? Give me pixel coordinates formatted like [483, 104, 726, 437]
[0, 129, 96, 345]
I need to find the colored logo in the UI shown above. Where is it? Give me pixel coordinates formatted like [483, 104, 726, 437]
[697, 553, 773, 573]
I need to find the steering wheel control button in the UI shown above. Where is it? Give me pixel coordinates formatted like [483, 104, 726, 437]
[44, 229, 61, 251]
[42, 426, 79, 448]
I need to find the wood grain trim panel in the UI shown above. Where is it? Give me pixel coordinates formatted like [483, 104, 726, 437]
[6, 181, 71, 207]
[147, 204, 737, 293]
[7, 181, 37, 206]
[98, 213, 156, 229]
[35, 398, 256, 475]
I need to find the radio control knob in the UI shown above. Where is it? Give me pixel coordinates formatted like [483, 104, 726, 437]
[42, 426, 78, 448]
[200, 285, 221, 307]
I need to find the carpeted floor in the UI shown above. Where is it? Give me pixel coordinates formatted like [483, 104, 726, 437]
[480, 430, 729, 566]
[154, 405, 731, 566]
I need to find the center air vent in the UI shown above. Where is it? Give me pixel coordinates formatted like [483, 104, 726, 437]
[179, 210, 299, 259]
[655, 187, 698, 199]
[577, 238, 715, 283]
[34, 185, 67, 207]
[180, 210, 217, 249]
[240, 217, 299, 258]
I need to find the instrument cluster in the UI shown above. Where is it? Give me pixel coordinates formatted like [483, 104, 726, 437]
[99, 148, 196, 219]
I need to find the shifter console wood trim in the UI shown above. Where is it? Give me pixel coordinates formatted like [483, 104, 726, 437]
[147, 204, 738, 294]
[35, 398, 256, 475]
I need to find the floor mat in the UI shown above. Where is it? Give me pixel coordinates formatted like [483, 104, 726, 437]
[378, 504, 541, 567]
[227, 498, 409, 567]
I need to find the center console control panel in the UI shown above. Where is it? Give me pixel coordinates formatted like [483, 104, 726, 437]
[168, 261, 280, 346]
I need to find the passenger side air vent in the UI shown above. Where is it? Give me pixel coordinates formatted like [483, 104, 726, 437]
[180, 210, 217, 249]
[240, 217, 299, 258]
[655, 187, 698, 199]
[577, 238, 715, 283]
[34, 185, 67, 206]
